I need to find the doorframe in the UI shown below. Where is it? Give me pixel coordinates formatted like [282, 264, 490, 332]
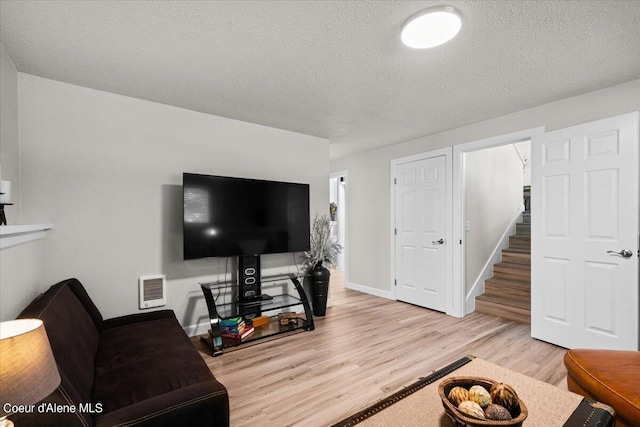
[330, 170, 348, 282]
[452, 127, 545, 317]
[390, 147, 453, 314]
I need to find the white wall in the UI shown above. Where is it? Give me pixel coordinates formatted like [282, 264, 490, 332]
[1, 242, 46, 321]
[0, 44, 47, 322]
[0, 44, 20, 219]
[331, 79, 640, 294]
[464, 144, 523, 292]
[16, 74, 329, 331]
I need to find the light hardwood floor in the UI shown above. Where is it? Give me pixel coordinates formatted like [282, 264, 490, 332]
[193, 270, 568, 427]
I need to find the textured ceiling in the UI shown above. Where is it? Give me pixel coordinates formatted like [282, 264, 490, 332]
[1, 1, 639, 159]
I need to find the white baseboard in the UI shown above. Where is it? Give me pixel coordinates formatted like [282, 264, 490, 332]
[183, 322, 210, 337]
[464, 207, 523, 315]
[345, 281, 394, 300]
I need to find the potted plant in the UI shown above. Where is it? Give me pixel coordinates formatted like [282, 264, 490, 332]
[303, 213, 342, 316]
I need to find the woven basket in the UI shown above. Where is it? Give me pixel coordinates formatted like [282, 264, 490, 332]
[438, 377, 528, 427]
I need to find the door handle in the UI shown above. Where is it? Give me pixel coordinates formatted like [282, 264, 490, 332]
[606, 249, 633, 258]
[432, 238, 445, 245]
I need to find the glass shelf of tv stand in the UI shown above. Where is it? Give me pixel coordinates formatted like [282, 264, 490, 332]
[199, 273, 314, 356]
[212, 293, 305, 319]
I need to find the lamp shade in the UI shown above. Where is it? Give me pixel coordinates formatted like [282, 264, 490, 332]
[0, 319, 61, 417]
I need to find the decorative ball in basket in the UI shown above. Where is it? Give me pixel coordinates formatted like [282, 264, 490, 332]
[438, 377, 528, 427]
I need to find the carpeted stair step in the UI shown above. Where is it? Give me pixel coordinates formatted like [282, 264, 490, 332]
[475, 294, 531, 324]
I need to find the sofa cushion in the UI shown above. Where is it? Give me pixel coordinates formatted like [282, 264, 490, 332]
[60, 278, 104, 330]
[18, 280, 101, 407]
[93, 314, 218, 414]
[93, 381, 229, 427]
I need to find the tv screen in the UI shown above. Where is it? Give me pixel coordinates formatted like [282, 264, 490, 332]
[183, 173, 310, 259]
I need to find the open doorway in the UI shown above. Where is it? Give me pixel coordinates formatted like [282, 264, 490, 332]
[329, 171, 347, 273]
[464, 141, 530, 319]
[452, 127, 544, 317]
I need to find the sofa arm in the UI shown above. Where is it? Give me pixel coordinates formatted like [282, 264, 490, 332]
[565, 349, 640, 427]
[101, 310, 177, 331]
[93, 380, 229, 427]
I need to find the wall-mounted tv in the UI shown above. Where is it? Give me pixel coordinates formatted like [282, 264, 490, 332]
[183, 173, 310, 259]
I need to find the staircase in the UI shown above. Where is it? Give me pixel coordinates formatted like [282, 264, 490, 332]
[475, 210, 531, 324]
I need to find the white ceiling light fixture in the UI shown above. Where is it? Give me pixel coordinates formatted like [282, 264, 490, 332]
[401, 6, 462, 49]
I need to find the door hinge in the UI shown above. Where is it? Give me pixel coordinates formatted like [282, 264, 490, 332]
[394, 178, 397, 185]
[460, 239, 462, 245]
[394, 228, 397, 235]
[394, 279, 397, 286]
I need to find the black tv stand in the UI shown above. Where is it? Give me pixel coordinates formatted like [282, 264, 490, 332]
[199, 273, 314, 356]
[239, 255, 261, 303]
[241, 293, 273, 304]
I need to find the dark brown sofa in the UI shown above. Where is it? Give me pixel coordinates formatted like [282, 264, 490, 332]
[11, 278, 229, 427]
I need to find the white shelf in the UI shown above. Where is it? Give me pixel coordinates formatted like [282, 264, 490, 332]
[0, 224, 53, 250]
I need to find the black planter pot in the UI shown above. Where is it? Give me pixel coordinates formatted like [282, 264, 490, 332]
[309, 262, 330, 316]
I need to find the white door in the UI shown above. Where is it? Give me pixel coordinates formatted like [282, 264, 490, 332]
[395, 155, 448, 312]
[531, 112, 639, 350]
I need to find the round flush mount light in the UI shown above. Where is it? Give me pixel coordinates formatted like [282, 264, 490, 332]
[401, 6, 462, 49]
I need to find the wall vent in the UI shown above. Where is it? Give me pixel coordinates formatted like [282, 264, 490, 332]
[139, 275, 166, 309]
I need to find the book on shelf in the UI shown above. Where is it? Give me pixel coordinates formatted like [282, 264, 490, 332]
[221, 325, 255, 341]
[220, 323, 245, 333]
[220, 318, 245, 333]
[220, 317, 243, 327]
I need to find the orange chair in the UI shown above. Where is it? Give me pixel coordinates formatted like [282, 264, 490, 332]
[564, 349, 640, 427]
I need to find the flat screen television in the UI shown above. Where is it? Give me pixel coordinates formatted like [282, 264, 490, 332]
[183, 173, 310, 259]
